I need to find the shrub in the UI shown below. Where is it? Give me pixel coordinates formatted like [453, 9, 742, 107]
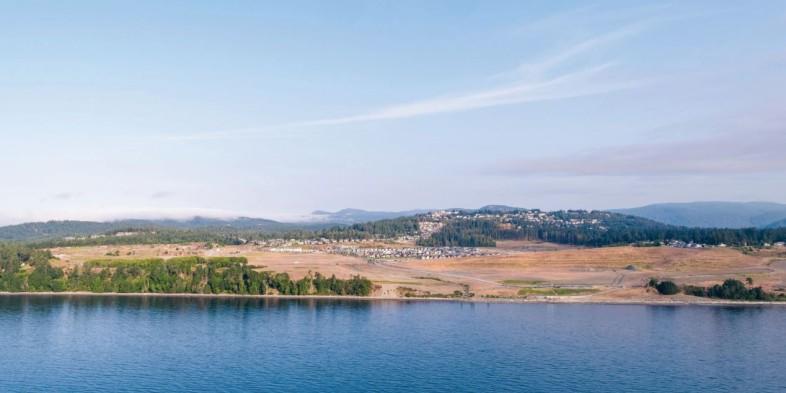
[707, 279, 748, 299]
[682, 285, 707, 297]
[655, 280, 680, 295]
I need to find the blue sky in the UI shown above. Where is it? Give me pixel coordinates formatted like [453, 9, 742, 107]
[1, 1, 785, 224]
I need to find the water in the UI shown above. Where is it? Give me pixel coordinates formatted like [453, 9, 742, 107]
[1, 296, 784, 392]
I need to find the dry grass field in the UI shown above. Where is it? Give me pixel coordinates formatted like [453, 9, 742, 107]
[393, 246, 786, 299]
[49, 243, 786, 301]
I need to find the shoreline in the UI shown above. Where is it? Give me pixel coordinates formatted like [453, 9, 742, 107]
[2, 291, 786, 307]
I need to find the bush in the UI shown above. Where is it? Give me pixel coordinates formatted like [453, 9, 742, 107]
[682, 285, 707, 297]
[655, 280, 680, 295]
[680, 279, 786, 301]
[707, 279, 748, 299]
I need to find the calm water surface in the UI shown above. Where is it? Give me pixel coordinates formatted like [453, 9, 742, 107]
[1, 296, 784, 392]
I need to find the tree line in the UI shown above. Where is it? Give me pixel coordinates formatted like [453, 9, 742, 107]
[32, 217, 422, 248]
[0, 244, 373, 296]
[650, 278, 786, 301]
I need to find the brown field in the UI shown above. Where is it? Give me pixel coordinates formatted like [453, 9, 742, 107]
[49, 243, 786, 302]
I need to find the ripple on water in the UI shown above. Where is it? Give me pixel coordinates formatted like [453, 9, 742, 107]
[0, 296, 785, 392]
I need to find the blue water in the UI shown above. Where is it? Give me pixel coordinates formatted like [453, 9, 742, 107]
[1, 296, 784, 392]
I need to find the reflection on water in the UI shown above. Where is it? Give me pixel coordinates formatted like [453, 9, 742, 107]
[1, 296, 785, 393]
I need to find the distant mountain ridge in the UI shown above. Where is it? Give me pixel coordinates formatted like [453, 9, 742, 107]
[307, 205, 527, 224]
[8, 202, 783, 243]
[309, 208, 434, 224]
[0, 209, 441, 242]
[613, 202, 786, 228]
[472, 205, 524, 213]
[766, 218, 786, 229]
[0, 217, 309, 242]
[0, 206, 523, 243]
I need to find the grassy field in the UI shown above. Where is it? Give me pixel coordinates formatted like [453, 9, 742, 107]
[501, 279, 544, 286]
[48, 243, 786, 301]
[516, 288, 600, 297]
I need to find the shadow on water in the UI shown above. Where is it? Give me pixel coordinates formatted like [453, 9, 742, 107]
[0, 294, 382, 316]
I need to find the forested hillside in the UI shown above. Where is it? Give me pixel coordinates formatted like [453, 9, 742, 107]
[0, 221, 133, 242]
[29, 216, 420, 248]
[5, 208, 786, 249]
[417, 209, 786, 247]
[0, 217, 322, 242]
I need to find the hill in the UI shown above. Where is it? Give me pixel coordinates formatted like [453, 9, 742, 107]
[472, 205, 525, 213]
[766, 218, 786, 229]
[307, 205, 528, 224]
[6, 205, 786, 248]
[0, 217, 310, 242]
[0, 221, 128, 242]
[308, 208, 432, 224]
[415, 208, 786, 247]
[613, 202, 786, 228]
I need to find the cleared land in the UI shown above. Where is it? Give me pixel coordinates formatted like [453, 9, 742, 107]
[50, 243, 786, 302]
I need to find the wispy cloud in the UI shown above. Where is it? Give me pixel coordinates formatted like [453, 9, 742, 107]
[491, 124, 786, 177]
[160, 21, 652, 141]
[509, 24, 647, 80]
[293, 62, 642, 127]
[291, 22, 651, 128]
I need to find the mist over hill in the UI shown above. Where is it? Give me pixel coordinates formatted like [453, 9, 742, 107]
[0, 205, 526, 242]
[613, 202, 786, 228]
[307, 208, 434, 224]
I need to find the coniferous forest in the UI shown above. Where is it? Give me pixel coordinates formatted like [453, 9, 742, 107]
[417, 211, 786, 247]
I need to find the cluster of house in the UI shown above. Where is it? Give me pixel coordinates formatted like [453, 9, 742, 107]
[63, 231, 147, 242]
[268, 247, 315, 254]
[667, 240, 713, 249]
[418, 209, 603, 236]
[63, 235, 104, 241]
[417, 221, 444, 237]
[251, 237, 397, 248]
[668, 241, 786, 249]
[325, 245, 497, 260]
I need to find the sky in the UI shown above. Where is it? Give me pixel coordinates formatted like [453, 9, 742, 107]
[1, 1, 785, 224]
